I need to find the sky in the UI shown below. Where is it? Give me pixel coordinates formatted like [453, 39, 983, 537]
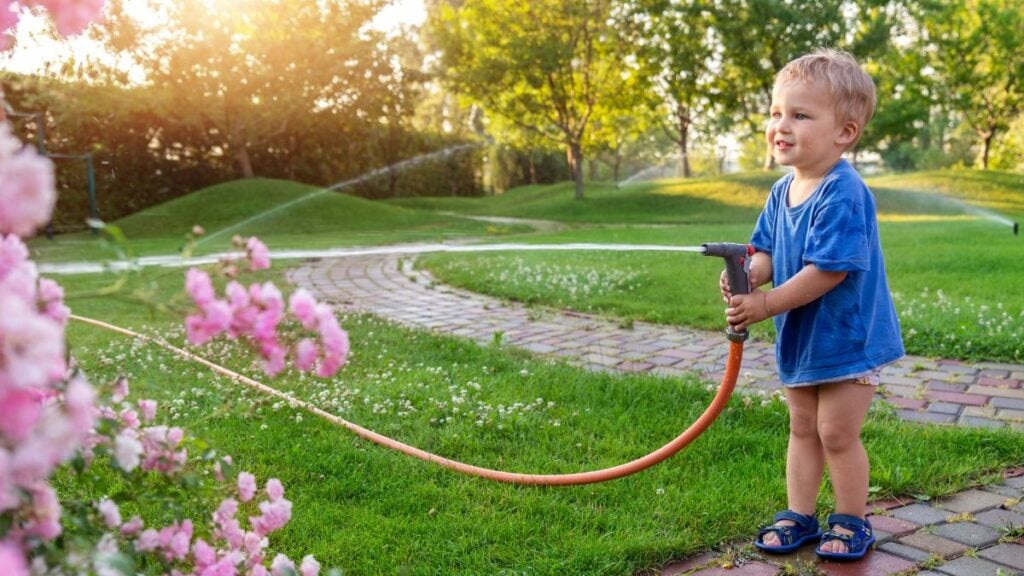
[0, 0, 427, 77]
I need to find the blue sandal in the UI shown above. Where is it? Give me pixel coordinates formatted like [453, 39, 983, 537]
[754, 510, 822, 554]
[815, 513, 876, 561]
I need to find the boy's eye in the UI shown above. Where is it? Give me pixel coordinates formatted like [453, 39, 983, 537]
[795, 113, 808, 120]
[771, 112, 781, 119]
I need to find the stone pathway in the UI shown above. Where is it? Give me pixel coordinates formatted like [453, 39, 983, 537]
[287, 252, 1024, 576]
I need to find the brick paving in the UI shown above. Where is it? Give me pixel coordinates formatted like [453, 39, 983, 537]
[287, 252, 1024, 576]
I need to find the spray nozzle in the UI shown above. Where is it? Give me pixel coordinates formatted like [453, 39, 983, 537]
[702, 243, 754, 342]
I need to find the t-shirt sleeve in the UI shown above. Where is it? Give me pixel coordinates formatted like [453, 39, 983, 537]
[750, 182, 781, 254]
[804, 187, 870, 272]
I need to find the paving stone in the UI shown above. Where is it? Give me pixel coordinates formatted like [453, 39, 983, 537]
[660, 552, 718, 575]
[898, 532, 969, 558]
[993, 397, 1024, 411]
[900, 410, 956, 424]
[1007, 476, 1024, 489]
[979, 543, 1024, 571]
[686, 560, 779, 575]
[933, 521, 1002, 547]
[929, 401, 964, 415]
[868, 514, 920, 537]
[879, 541, 933, 561]
[816, 550, 916, 575]
[936, 489, 1011, 513]
[983, 484, 1023, 498]
[928, 381, 969, 393]
[889, 503, 953, 526]
[924, 390, 990, 406]
[976, 508, 1024, 530]
[960, 416, 1007, 429]
[935, 555, 1021, 576]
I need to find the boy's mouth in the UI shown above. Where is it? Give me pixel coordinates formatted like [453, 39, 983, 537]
[775, 140, 793, 150]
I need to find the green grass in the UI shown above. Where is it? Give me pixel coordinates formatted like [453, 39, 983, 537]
[27, 179, 527, 263]
[61, 267, 1024, 575]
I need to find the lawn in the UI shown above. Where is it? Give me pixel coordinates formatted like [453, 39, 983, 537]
[38, 169, 1024, 574]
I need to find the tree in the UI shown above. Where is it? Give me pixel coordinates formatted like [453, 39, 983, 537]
[97, 0, 389, 179]
[916, 0, 1023, 169]
[622, 0, 715, 178]
[428, 0, 626, 199]
[712, 0, 900, 170]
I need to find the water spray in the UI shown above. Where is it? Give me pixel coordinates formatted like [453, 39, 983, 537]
[71, 242, 753, 485]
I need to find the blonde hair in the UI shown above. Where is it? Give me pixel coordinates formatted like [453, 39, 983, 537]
[775, 48, 876, 149]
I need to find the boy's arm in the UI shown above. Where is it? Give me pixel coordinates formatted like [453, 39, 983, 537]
[725, 263, 846, 331]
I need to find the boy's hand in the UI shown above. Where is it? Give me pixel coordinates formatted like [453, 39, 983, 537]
[719, 269, 733, 302]
[725, 291, 770, 331]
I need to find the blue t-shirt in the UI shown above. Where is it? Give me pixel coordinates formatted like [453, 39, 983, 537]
[750, 160, 904, 385]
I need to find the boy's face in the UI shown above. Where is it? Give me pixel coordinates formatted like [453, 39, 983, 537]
[766, 78, 857, 176]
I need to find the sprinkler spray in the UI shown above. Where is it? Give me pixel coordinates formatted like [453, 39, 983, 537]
[701, 242, 754, 342]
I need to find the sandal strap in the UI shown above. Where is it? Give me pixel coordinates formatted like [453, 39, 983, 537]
[772, 510, 817, 528]
[822, 513, 873, 547]
[757, 510, 819, 545]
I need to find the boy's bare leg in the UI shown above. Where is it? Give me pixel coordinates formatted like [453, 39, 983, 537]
[760, 386, 825, 548]
[816, 381, 875, 554]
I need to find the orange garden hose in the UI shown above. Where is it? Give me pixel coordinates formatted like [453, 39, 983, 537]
[71, 314, 744, 486]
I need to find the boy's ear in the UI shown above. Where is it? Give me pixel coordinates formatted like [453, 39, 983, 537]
[836, 121, 859, 148]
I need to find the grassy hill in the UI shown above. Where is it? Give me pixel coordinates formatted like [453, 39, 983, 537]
[29, 179, 523, 262]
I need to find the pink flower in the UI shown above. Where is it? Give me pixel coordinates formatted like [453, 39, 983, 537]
[0, 2, 20, 34]
[237, 472, 257, 502]
[121, 516, 144, 536]
[113, 431, 143, 472]
[250, 498, 291, 536]
[134, 528, 160, 552]
[293, 338, 318, 372]
[0, 540, 28, 576]
[186, 268, 216, 308]
[37, 277, 69, 326]
[192, 538, 216, 569]
[97, 498, 121, 529]
[0, 388, 42, 441]
[0, 293, 66, 391]
[111, 375, 129, 403]
[265, 478, 284, 502]
[288, 289, 318, 330]
[30, 0, 106, 36]
[0, 126, 56, 237]
[138, 399, 157, 422]
[300, 555, 320, 576]
[270, 554, 295, 576]
[246, 237, 270, 271]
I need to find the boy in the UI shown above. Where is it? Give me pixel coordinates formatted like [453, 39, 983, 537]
[720, 48, 904, 561]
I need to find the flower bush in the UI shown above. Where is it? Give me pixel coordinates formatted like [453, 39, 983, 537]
[1, 7, 350, 570]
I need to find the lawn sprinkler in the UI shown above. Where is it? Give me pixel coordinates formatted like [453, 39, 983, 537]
[72, 241, 755, 486]
[1014, 222, 1019, 236]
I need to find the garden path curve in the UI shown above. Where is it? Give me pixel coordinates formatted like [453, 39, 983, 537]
[287, 252, 1024, 431]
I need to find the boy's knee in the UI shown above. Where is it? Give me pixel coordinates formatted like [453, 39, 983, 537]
[789, 414, 818, 439]
[817, 421, 857, 452]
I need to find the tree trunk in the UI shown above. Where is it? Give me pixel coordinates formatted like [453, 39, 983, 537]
[677, 106, 692, 178]
[389, 166, 399, 197]
[569, 141, 585, 200]
[981, 131, 994, 169]
[234, 146, 255, 179]
[762, 148, 776, 171]
[613, 151, 621, 183]
[588, 158, 597, 182]
[528, 154, 537, 184]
